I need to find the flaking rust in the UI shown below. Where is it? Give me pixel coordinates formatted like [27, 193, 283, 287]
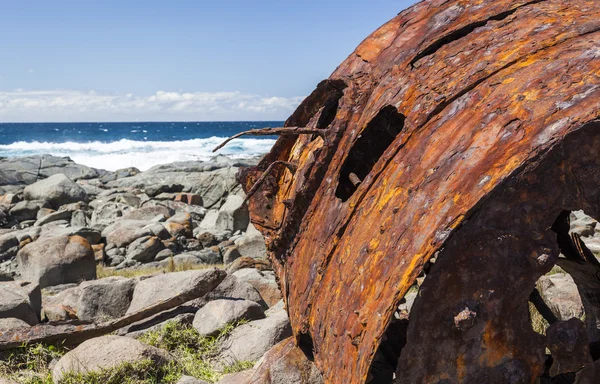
[234, 0, 600, 382]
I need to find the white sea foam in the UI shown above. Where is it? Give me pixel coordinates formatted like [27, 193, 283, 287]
[0, 137, 275, 171]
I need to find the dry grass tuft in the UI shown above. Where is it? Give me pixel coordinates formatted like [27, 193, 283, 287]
[96, 258, 224, 279]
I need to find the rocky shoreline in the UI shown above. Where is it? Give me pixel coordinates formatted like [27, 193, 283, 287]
[0, 155, 319, 384]
[0, 154, 596, 383]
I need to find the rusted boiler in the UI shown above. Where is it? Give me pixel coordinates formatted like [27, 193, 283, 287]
[231, 0, 600, 382]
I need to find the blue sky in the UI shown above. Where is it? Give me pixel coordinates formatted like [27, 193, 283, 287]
[0, 1, 415, 121]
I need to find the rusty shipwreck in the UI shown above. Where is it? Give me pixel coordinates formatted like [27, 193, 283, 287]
[220, 0, 600, 383]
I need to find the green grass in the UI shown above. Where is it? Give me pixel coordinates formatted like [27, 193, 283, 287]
[222, 360, 255, 374]
[546, 265, 566, 276]
[96, 257, 224, 279]
[59, 360, 170, 384]
[138, 320, 251, 383]
[0, 343, 68, 384]
[529, 302, 550, 336]
[0, 321, 252, 384]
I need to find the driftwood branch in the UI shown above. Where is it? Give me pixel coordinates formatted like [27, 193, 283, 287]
[243, 161, 297, 205]
[212, 127, 324, 153]
[0, 269, 226, 350]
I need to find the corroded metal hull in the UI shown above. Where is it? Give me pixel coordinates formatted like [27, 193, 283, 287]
[239, 1, 600, 382]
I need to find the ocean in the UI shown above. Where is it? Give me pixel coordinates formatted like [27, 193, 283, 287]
[0, 121, 282, 172]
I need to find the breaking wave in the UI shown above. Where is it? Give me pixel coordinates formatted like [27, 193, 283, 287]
[0, 137, 275, 171]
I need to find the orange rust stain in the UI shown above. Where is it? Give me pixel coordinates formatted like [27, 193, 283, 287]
[479, 321, 514, 367]
[456, 353, 467, 382]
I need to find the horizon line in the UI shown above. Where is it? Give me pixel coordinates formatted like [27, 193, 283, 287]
[0, 120, 287, 124]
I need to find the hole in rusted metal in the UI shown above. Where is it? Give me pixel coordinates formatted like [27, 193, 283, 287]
[297, 332, 315, 362]
[285, 79, 347, 128]
[335, 106, 405, 202]
[367, 318, 409, 383]
[368, 276, 423, 383]
[315, 94, 341, 129]
[530, 209, 600, 382]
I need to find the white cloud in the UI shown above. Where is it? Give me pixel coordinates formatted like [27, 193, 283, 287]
[0, 89, 305, 122]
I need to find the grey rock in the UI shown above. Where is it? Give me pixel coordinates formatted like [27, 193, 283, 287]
[52, 335, 172, 383]
[36, 207, 55, 220]
[234, 224, 267, 260]
[104, 158, 254, 202]
[113, 193, 142, 208]
[0, 281, 41, 325]
[183, 238, 204, 252]
[0, 232, 19, 262]
[0, 193, 21, 205]
[193, 299, 264, 336]
[77, 276, 136, 322]
[166, 212, 193, 237]
[41, 285, 81, 322]
[216, 195, 249, 233]
[91, 202, 132, 227]
[163, 221, 189, 238]
[204, 275, 267, 308]
[39, 226, 102, 244]
[58, 201, 88, 211]
[197, 232, 219, 248]
[109, 255, 126, 267]
[145, 222, 171, 240]
[183, 249, 222, 264]
[167, 253, 205, 267]
[116, 259, 139, 270]
[102, 220, 157, 248]
[41, 283, 78, 296]
[570, 210, 597, 237]
[191, 166, 240, 208]
[155, 248, 174, 261]
[538, 273, 584, 321]
[397, 291, 417, 318]
[126, 236, 165, 263]
[102, 220, 169, 247]
[99, 167, 139, 183]
[217, 371, 255, 384]
[12, 227, 42, 244]
[144, 183, 184, 197]
[223, 246, 242, 264]
[123, 205, 175, 221]
[250, 338, 324, 384]
[0, 317, 30, 331]
[70, 209, 89, 227]
[158, 200, 207, 221]
[220, 302, 292, 363]
[232, 268, 282, 308]
[126, 268, 226, 314]
[0, 209, 7, 227]
[34, 209, 72, 227]
[40, 219, 70, 228]
[23, 174, 87, 208]
[18, 219, 36, 228]
[569, 211, 600, 254]
[16, 235, 96, 288]
[177, 376, 210, 384]
[9, 200, 50, 222]
[154, 192, 178, 201]
[0, 155, 104, 187]
[198, 209, 219, 232]
[79, 183, 105, 196]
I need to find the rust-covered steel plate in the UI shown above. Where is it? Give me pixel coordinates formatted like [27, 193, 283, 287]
[238, 0, 600, 382]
